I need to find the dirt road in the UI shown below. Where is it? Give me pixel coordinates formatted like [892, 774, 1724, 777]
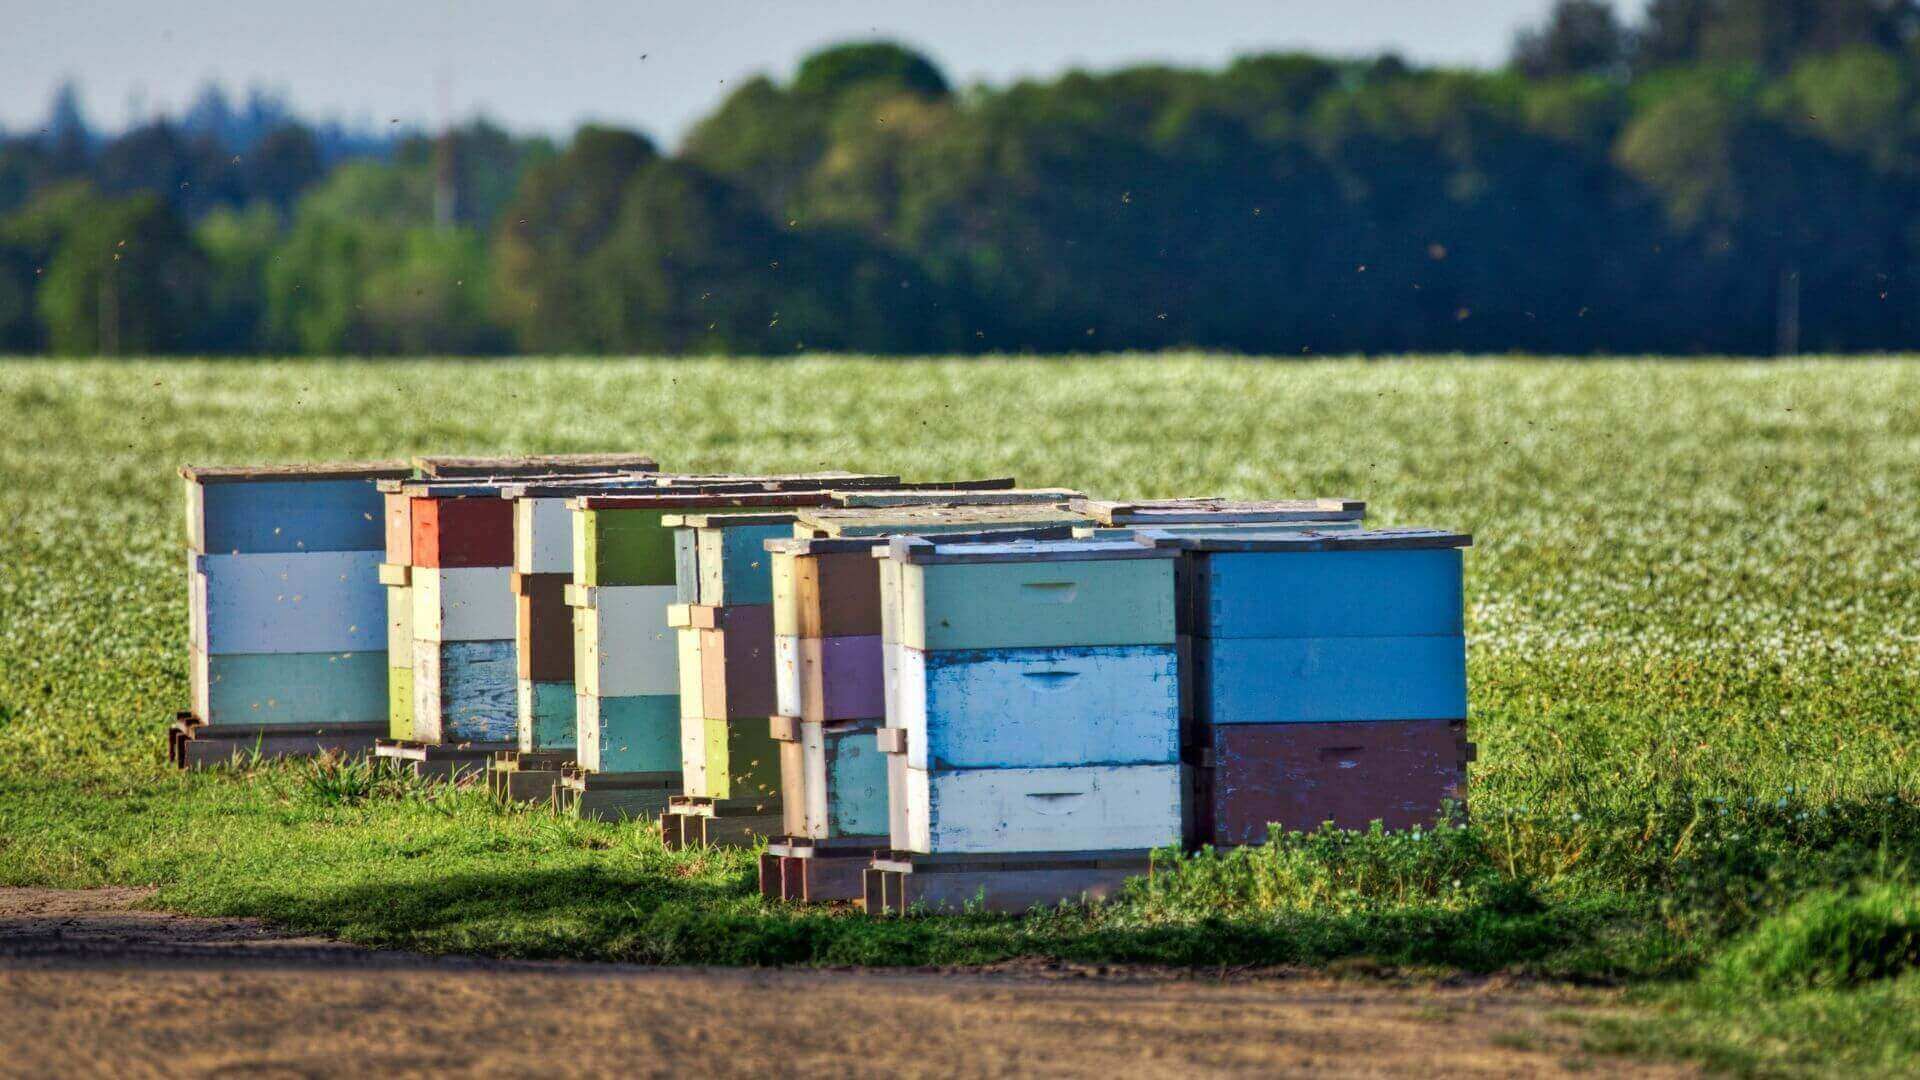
[0, 888, 1687, 1078]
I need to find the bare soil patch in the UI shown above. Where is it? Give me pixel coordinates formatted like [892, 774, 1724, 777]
[0, 888, 1689, 1077]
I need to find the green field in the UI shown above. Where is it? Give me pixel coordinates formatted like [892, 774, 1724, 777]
[2, 357, 1917, 1075]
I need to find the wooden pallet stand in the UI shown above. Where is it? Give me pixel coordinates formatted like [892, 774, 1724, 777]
[660, 795, 783, 849]
[168, 712, 385, 768]
[487, 749, 575, 804]
[559, 765, 681, 822]
[863, 849, 1155, 915]
[760, 836, 878, 902]
[373, 738, 509, 781]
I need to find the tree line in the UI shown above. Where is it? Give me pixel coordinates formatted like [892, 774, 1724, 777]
[6, 0, 1920, 357]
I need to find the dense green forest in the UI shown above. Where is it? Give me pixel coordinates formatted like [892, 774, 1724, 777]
[6, 0, 1920, 357]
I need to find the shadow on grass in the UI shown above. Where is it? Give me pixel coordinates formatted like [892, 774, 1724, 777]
[246, 863, 1615, 971]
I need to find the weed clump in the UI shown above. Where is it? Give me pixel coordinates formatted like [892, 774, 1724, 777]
[1711, 882, 1920, 993]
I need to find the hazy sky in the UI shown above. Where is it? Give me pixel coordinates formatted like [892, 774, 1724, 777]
[6, 1, 1631, 145]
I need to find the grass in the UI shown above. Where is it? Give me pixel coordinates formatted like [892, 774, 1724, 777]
[2, 355, 1918, 1073]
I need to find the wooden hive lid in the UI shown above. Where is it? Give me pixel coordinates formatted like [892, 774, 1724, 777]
[828, 486, 1080, 509]
[765, 524, 1078, 556]
[661, 509, 806, 529]
[796, 503, 1091, 537]
[653, 471, 901, 491]
[877, 535, 1177, 566]
[569, 489, 844, 512]
[380, 472, 639, 497]
[413, 453, 659, 477]
[1071, 497, 1366, 525]
[497, 475, 699, 499]
[180, 461, 412, 484]
[1134, 526, 1471, 552]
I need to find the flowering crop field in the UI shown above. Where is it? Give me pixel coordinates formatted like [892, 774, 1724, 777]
[1, 356, 1916, 1073]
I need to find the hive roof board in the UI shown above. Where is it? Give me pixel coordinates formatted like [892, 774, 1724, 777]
[649, 472, 901, 491]
[413, 453, 658, 477]
[661, 510, 805, 529]
[796, 503, 1091, 538]
[180, 462, 412, 483]
[570, 490, 846, 512]
[1070, 497, 1366, 526]
[1132, 527, 1472, 552]
[764, 525, 1079, 557]
[827, 487, 1079, 508]
[877, 536, 1178, 566]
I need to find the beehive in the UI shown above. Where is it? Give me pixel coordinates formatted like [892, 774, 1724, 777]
[563, 485, 887, 821]
[865, 536, 1183, 913]
[1141, 526, 1474, 843]
[377, 467, 661, 778]
[503, 476, 671, 757]
[407, 482, 519, 746]
[175, 462, 412, 766]
[658, 511, 800, 847]
[757, 497, 1087, 901]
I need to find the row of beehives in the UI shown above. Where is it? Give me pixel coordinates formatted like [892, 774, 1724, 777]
[175, 455, 1471, 913]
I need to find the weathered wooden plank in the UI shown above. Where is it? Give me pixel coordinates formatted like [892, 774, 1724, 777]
[1193, 549, 1464, 640]
[411, 566, 513, 643]
[187, 476, 394, 555]
[1073, 520, 1365, 541]
[1139, 527, 1472, 553]
[897, 557, 1176, 651]
[1195, 635, 1469, 723]
[413, 453, 658, 477]
[887, 537, 1170, 565]
[692, 518, 796, 607]
[387, 665, 413, 741]
[577, 691, 681, 773]
[573, 490, 846, 511]
[1071, 497, 1364, 526]
[866, 854, 1150, 914]
[800, 635, 884, 722]
[411, 496, 515, 568]
[893, 645, 1178, 770]
[411, 639, 516, 744]
[677, 621, 708, 722]
[563, 768, 681, 823]
[518, 678, 576, 753]
[674, 529, 701, 603]
[799, 504, 1088, 538]
[573, 507, 678, 587]
[697, 605, 776, 720]
[181, 462, 410, 483]
[384, 491, 414, 565]
[795, 550, 883, 638]
[512, 571, 572, 681]
[1197, 719, 1470, 843]
[680, 714, 783, 802]
[772, 634, 801, 719]
[903, 763, 1184, 855]
[819, 722, 888, 839]
[826, 486, 1073, 509]
[192, 649, 389, 726]
[513, 496, 575, 574]
[196, 550, 385, 655]
[574, 584, 680, 697]
[174, 719, 386, 768]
